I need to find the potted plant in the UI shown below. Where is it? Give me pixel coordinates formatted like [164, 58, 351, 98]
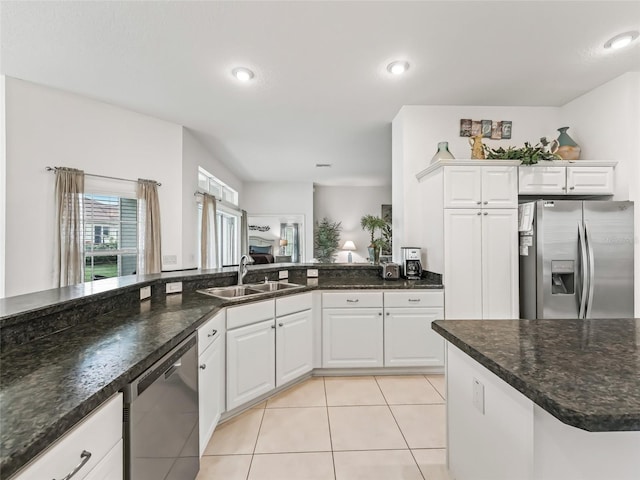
[360, 214, 388, 264]
[485, 140, 561, 165]
[314, 217, 342, 263]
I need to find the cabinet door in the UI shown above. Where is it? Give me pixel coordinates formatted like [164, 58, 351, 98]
[444, 166, 482, 208]
[199, 335, 225, 456]
[322, 308, 383, 368]
[384, 307, 444, 367]
[481, 166, 518, 208]
[481, 209, 519, 319]
[566, 166, 614, 195]
[444, 209, 483, 319]
[84, 440, 123, 480]
[276, 309, 313, 386]
[227, 319, 275, 410]
[518, 166, 566, 194]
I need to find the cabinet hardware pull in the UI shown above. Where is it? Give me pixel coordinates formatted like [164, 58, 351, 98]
[271, 325, 276, 329]
[476, 212, 481, 216]
[476, 201, 481, 205]
[279, 323, 284, 327]
[483, 201, 488, 205]
[378, 312, 382, 316]
[483, 212, 488, 215]
[408, 299, 421, 302]
[54, 450, 92, 480]
[386, 312, 390, 316]
[569, 186, 575, 190]
[207, 329, 218, 338]
[200, 364, 207, 370]
[346, 299, 359, 303]
[562, 186, 566, 190]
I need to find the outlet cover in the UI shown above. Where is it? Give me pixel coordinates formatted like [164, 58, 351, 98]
[140, 286, 151, 300]
[163, 255, 177, 265]
[307, 269, 319, 278]
[279, 270, 289, 279]
[472, 378, 485, 414]
[166, 281, 183, 294]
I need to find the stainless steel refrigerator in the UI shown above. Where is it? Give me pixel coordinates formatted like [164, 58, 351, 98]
[519, 200, 634, 319]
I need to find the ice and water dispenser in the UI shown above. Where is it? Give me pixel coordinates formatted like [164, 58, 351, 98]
[551, 260, 575, 295]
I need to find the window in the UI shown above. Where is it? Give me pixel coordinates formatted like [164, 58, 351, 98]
[198, 167, 241, 267]
[84, 194, 138, 281]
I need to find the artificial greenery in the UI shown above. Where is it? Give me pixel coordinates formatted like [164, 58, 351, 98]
[314, 217, 342, 263]
[485, 141, 561, 165]
[360, 215, 387, 247]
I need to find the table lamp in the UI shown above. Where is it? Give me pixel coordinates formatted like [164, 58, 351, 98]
[342, 240, 356, 263]
[279, 239, 288, 255]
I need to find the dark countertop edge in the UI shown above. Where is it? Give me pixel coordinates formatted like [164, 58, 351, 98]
[432, 321, 640, 433]
[2, 281, 442, 478]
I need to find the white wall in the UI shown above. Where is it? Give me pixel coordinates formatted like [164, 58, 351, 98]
[559, 72, 640, 314]
[393, 105, 560, 261]
[4, 78, 183, 296]
[243, 182, 314, 262]
[0, 75, 6, 298]
[314, 185, 392, 263]
[181, 128, 244, 269]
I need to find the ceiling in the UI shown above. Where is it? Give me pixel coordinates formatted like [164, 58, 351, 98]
[2, 1, 639, 187]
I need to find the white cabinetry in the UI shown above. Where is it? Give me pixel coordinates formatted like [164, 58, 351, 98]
[444, 165, 518, 209]
[518, 161, 615, 195]
[322, 291, 383, 368]
[197, 310, 225, 456]
[14, 394, 123, 480]
[276, 293, 313, 386]
[418, 160, 520, 320]
[226, 293, 313, 411]
[383, 291, 444, 367]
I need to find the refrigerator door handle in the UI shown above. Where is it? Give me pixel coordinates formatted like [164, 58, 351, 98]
[585, 220, 596, 319]
[578, 222, 588, 319]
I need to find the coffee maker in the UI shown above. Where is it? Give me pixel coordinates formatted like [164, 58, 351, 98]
[400, 247, 423, 279]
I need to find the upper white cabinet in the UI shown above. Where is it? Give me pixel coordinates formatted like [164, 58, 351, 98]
[444, 165, 518, 209]
[518, 161, 616, 195]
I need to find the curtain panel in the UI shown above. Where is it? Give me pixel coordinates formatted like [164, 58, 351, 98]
[200, 193, 218, 269]
[138, 179, 162, 274]
[54, 167, 85, 287]
[240, 209, 249, 256]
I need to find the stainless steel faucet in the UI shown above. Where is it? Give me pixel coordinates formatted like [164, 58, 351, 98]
[238, 255, 250, 285]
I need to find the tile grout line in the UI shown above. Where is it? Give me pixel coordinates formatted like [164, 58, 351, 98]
[424, 374, 446, 402]
[246, 405, 267, 480]
[375, 376, 427, 480]
[323, 376, 338, 480]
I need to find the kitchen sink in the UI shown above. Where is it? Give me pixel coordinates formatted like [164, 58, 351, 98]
[197, 282, 303, 300]
[248, 281, 302, 292]
[198, 285, 263, 299]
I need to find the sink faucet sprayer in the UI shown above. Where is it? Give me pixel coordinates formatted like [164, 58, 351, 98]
[238, 255, 250, 285]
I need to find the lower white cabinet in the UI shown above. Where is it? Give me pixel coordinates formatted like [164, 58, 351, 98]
[276, 308, 313, 386]
[198, 311, 226, 456]
[14, 394, 123, 480]
[227, 318, 276, 410]
[322, 307, 384, 368]
[384, 307, 444, 367]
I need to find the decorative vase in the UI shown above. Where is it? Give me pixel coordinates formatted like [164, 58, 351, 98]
[430, 141, 455, 164]
[367, 247, 381, 265]
[555, 127, 581, 160]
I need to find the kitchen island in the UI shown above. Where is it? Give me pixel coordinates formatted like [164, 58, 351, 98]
[432, 318, 640, 480]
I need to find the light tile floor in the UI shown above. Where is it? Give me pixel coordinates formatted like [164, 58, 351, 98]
[198, 375, 452, 480]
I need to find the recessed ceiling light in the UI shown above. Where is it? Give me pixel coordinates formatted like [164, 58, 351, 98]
[604, 31, 639, 50]
[387, 61, 410, 75]
[315, 163, 332, 168]
[232, 67, 254, 82]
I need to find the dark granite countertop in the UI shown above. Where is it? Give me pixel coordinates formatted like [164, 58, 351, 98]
[432, 318, 640, 432]
[0, 271, 442, 479]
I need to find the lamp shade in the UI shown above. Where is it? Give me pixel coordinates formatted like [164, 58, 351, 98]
[279, 239, 288, 247]
[342, 240, 356, 251]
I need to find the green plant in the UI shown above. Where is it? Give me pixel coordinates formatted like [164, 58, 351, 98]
[360, 215, 387, 247]
[314, 217, 342, 263]
[485, 141, 561, 165]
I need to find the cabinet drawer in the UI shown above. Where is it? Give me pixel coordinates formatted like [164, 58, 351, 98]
[14, 393, 122, 480]
[383, 291, 443, 308]
[323, 291, 383, 308]
[566, 166, 614, 195]
[198, 310, 225, 354]
[276, 292, 312, 317]
[518, 166, 566, 194]
[227, 299, 275, 330]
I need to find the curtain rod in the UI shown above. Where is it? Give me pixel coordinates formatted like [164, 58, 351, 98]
[45, 166, 161, 187]
[194, 191, 220, 201]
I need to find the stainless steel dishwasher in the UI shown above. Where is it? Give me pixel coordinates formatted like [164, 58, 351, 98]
[123, 333, 199, 480]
